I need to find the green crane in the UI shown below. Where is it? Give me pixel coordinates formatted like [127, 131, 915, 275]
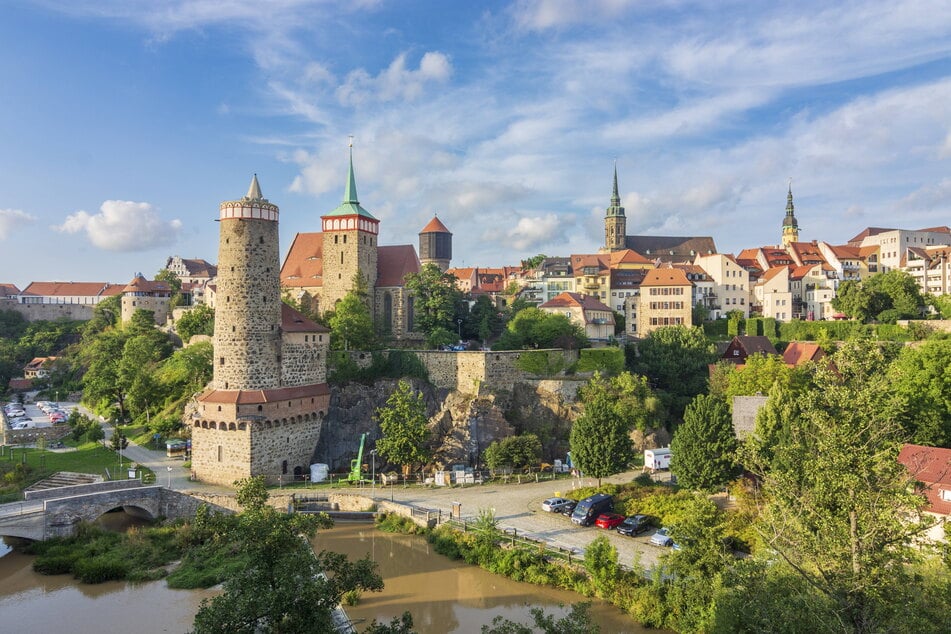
[347, 432, 368, 483]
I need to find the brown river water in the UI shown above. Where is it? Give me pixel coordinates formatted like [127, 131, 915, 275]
[0, 514, 649, 633]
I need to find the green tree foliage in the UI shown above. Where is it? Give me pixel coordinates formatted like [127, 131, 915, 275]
[888, 336, 951, 446]
[482, 603, 598, 634]
[833, 271, 925, 323]
[721, 353, 808, 406]
[176, 304, 215, 342]
[742, 341, 934, 632]
[669, 395, 739, 490]
[570, 373, 660, 485]
[482, 434, 542, 472]
[467, 295, 503, 343]
[425, 327, 456, 350]
[0, 311, 83, 394]
[374, 380, 431, 473]
[576, 348, 625, 375]
[404, 263, 463, 335]
[521, 254, 548, 270]
[193, 477, 384, 634]
[328, 276, 378, 351]
[929, 293, 951, 319]
[155, 268, 185, 308]
[84, 295, 121, 337]
[494, 308, 587, 350]
[629, 325, 717, 420]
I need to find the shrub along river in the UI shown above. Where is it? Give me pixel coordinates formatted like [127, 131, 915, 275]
[0, 512, 650, 633]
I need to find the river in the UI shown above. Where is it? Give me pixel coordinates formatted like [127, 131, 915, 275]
[0, 515, 650, 633]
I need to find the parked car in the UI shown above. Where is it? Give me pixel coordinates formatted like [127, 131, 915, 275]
[594, 512, 625, 529]
[570, 493, 614, 526]
[541, 497, 575, 513]
[617, 514, 653, 537]
[559, 500, 578, 515]
[650, 527, 675, 547]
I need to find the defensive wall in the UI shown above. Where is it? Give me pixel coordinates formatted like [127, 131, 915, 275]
[341, 349, 579, 395]
[0, 302, 95, 322]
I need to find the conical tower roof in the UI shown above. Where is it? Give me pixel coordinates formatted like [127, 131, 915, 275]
[606, 162, 625, 218]
[420, 215, 451, 234]
[784, 183, 799, 229]
[245, 174, 264, 200]
[324, 145, 377, 220]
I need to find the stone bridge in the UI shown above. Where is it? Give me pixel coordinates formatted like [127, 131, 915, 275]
[0, 480, 228, 541]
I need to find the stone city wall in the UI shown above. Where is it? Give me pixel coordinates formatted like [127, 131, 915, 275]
[250, 419, 323, 484]
[282, 335, 328, 386]
[2, 303, 95, 322]
[191, 426, 253, 487]
[338, 349, 577, 394]
[3, 425, 71, 446]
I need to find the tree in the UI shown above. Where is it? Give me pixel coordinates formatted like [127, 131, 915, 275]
[722, 353, 809, 406]
[328, 276, 377, 350]
[495, 308, 587, 350]
[176, 304, 215, 342]
[404, 263, 463, 335]
[155, 268, 185, 308]
[468, 295, 503, 344]
[482, 434, 542, 473]
[833, 271, 925, 322]
[569, 373, 652, 485]
[743, 342, 933, 632]
[374, 380, 431, 474]
[629, 325, 717, 420]
[888, 336, 951, 446]
[482, 603, 599, 634]
[669, 395, 739, 490]
[521, 254, 548, 271]
[193, 477, 384, 634]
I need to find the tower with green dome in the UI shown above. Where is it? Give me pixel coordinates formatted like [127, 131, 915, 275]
[320, 143, 379, 314]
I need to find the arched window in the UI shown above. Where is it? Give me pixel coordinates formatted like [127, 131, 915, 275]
[382, 292, 393, 333]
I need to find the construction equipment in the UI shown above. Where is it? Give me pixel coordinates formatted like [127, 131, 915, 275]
[347, 432, 368, 483]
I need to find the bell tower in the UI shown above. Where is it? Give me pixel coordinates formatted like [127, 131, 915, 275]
[604, 163, 626, 252]
[781, 181, 800, 247]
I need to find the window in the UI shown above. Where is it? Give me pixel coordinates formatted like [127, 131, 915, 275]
[217, 445, 223, 462]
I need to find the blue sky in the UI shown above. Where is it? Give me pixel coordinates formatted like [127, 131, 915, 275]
[1, 0, 950, 289]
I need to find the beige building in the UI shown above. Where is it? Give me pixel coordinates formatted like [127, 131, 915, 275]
[848, 226, 951, 273]
[693, 253, 750, 318]
[754, 266, 794, 321]
[637, 267, 693, 336]
[539, 292, 615, 342]
[120, 275, 173, 325]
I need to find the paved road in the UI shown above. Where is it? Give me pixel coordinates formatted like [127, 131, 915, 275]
[358, 471, 673, 572]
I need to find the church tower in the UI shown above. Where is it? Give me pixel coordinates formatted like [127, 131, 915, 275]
[781, 182, 800, 247]
[419, 215, 452, 272]
[192, 175, 329, 486]
[604, 163, 627, 252]
[321, 144, 379, 314]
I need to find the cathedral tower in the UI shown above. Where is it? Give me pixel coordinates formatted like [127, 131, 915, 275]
[192, 176, 330, 486]
[419, 214, 452, 272]
[781, 182, 800, 247]
[604, 163, 627, 252]
[321, 144, 379, 313]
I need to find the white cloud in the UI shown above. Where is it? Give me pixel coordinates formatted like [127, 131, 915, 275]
[0, 208, 36, 240]
[335, 52, 452, 106]
[501, 214, 565, 251]
[53, 200, 182, 252]
[510, 0, 639, 31]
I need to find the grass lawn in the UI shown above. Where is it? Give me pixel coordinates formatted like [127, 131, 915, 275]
[0, 442, 155, 502]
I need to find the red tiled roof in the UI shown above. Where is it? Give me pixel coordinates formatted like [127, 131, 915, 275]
[123, 276, 173, 293]
[377, 245, 420, 287]
[782, 342, 825, 366]
[610, 249, 652, 267]
[759, 266, 789, 283]
[539, 292, 612, 313]
[280, 232, 323, 287]
[898, 444, 951, 516]
[197, 383, 331, 404]
[0, 283, 21, 296]
[640, 268, 692, 287]
[420, 216, 451, 234]
[848, 227, 893, 245]
[22, 281, 122, 297]
[281, 303, 328, 333]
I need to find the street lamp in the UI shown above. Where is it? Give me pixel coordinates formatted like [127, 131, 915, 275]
[457, 318, 463, 340]
[370, 449, 377, 492]
[167, 466, 173, 488]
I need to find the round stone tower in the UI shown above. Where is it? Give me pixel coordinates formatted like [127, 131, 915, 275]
[192, 175, 331, 487]
[419, 214, 452, 272]
[213, 175, 283, 390]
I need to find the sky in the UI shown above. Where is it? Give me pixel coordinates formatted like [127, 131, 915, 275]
[1, 0, 950, 290]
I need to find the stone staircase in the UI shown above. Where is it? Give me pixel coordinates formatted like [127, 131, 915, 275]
[24, 471, 103, 493]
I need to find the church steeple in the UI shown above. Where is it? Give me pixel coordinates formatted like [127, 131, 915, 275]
[781, 180, 800, 247]
[343, 141, 358, 205]
[604, 161, 627, 252]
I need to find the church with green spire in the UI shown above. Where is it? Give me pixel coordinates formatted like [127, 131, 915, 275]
[280, 145, 452, 339]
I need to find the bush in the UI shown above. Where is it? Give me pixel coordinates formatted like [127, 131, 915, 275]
[516, 350, 565, 376]
[73, 555, 129, 583]
[576, 348, 625, 375]
[374, 512, 422, 534]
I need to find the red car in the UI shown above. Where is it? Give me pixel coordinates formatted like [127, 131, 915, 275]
[594, 512, 625, 529]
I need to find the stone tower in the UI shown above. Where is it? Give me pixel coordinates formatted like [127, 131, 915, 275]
[604, 163, 627, 252]
[192, 176, 330, 486]
[781, 183, 800, 247]
[419, 215, 452, 272]
[321, 145, 379, 314]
